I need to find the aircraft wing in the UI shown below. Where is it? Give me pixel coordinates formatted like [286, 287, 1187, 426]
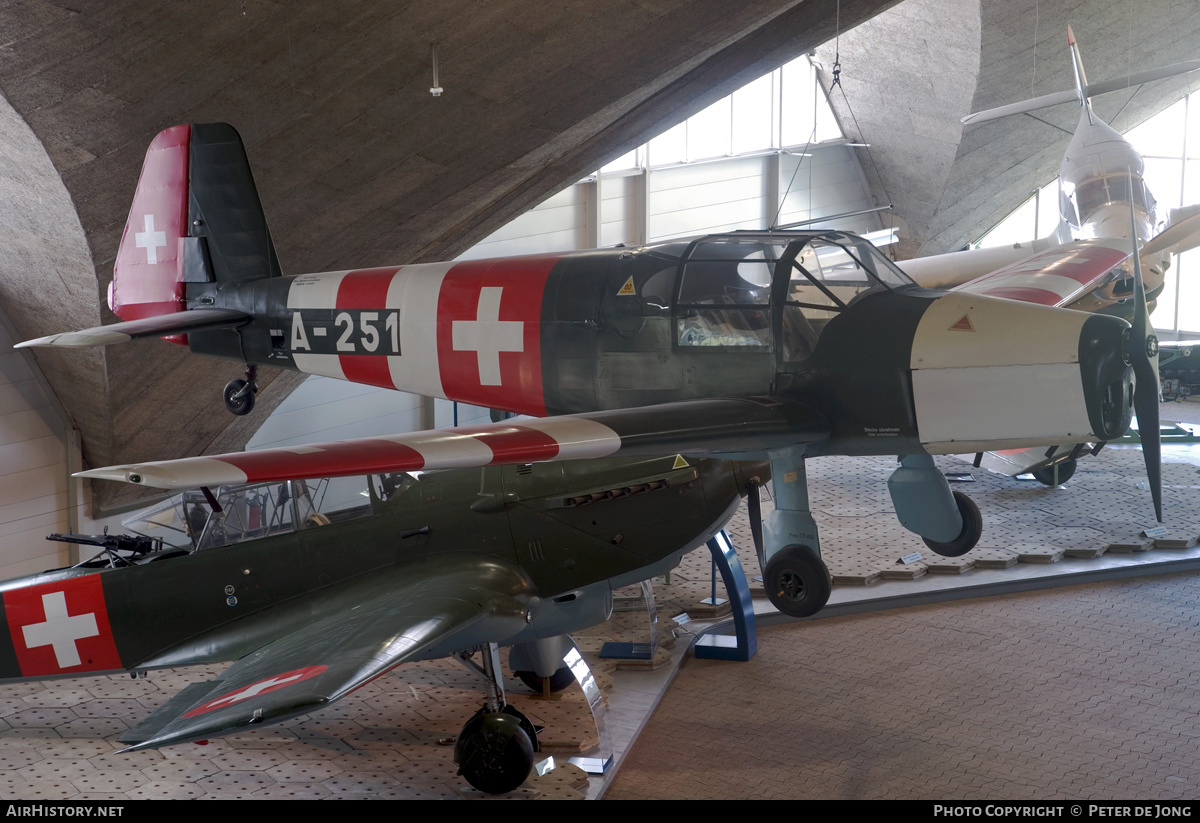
[77, 397, 829, 489]
[122, 557, 532, 750]
[951, 238, 1130, 307]
[13, 308, 250, 348]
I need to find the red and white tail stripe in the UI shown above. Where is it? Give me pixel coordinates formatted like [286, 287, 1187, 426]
[110, 124, 191, 342]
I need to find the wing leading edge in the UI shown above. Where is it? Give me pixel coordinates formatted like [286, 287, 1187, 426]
[77, 397, 830, 489]
[122, 557, 533, 751]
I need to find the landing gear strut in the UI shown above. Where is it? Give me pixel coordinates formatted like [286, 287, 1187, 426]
[453, 643, 538, 794]
[223, 365, 258, 416]
[763, 446, 833, 618]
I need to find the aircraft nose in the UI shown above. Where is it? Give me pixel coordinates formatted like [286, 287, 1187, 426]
[1077, 313, 1134, 441]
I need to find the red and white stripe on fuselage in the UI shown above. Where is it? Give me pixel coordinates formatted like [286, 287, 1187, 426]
[953, 237, 1130, 307]
[284, 254, 563, 416]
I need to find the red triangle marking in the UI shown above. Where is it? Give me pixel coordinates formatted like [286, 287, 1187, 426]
[949, 315, 974, 332]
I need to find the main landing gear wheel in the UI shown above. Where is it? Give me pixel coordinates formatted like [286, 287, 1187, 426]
[223, 378, 256, 416]
[454, 706, 536, 794]
[922, 491, 982, 557]
[763, 544, 832, 618]
[516, 666, 574, 694]
[1032, 459, 1077, 487]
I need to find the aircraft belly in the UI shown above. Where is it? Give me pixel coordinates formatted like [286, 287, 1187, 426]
[913, 363, 1092, 448]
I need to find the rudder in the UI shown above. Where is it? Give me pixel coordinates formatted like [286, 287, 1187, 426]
[111, 123, 280, 345]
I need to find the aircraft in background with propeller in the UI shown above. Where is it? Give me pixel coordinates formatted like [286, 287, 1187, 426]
[897, 26, 1196, 489]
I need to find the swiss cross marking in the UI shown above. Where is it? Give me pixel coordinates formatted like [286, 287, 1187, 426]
[452, 287, 524, 385]
[206, 673, 305, 708]
[21, 591, 99, 669]
[135, 214, 167, 265]
[183, 665, 329, 717]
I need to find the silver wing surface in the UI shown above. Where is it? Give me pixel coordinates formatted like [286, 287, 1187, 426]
[122, 557, 533, 750]
[78, 397, 831, 489]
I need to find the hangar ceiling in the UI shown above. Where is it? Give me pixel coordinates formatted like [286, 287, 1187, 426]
[1, 0, 1199, 511]
[0, 0, 897, 509]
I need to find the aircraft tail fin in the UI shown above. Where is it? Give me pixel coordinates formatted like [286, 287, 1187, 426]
[962, 27, 1200, 126]
[1066, 23, 1092, 118]
[111, 123, 280, 344]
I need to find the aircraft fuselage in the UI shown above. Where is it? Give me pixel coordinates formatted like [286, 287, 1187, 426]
[185, 232, 1134, 458]
[0, 455, 752, 682]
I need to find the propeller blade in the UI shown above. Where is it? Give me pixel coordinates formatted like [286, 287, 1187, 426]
[746, 479, 765, 571]
[1129, 203, 1163, 521]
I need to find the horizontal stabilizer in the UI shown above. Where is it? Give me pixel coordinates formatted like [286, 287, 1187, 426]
[14, 308, 249, 349]
[962, 59, 1200, 125]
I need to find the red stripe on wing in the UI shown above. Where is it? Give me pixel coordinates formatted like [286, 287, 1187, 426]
[975, 286, 1064, 305]
[1040, 246, 1128, 284]
[337, 268, 400, 388]
[455, 424, 562, 464]
[220, 440, 426, 482]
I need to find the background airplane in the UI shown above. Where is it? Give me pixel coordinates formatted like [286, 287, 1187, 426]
[16, 119, 1160, 624]
[894, 28, 1200, 485]
[0, 454, 762, 794]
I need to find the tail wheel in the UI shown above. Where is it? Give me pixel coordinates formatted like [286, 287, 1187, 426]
[763, 544, 831, 618]
[223, 378, 256, 416]
[921, 491, 982, 557]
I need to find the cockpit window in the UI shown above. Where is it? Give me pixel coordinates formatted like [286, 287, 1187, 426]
[1063, 173, 1156, 229]
[781, 234, 912, 362]
[676, 238, 785, 347]
[667, 231, 912, 354]
[121, 476, 373, 551]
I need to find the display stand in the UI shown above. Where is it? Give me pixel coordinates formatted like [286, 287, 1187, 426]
[694, 529, 757, 661]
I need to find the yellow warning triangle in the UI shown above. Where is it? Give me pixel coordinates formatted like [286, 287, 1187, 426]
[949, 314, 974, 332]
[616, 276, 636, 296]
[672, 454, 690, 469]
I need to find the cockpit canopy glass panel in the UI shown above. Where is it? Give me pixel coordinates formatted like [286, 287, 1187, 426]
[676, 237, 786, 347]
[781, 233, 913, 362]
[1061, 173, 1157, 231]
[666, 231, 912, 353]
[122, 476, 373, 552]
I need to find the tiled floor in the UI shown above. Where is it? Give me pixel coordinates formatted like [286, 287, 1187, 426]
[605, 570, 1200, 800]
[2, 404, 1199, 799]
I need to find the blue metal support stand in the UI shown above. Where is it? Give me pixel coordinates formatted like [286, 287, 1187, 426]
[694, 529, 757, 661]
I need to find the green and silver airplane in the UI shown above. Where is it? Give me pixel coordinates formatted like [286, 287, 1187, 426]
[18, 122, 1162, 634]
[0, 454, 766, 794]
